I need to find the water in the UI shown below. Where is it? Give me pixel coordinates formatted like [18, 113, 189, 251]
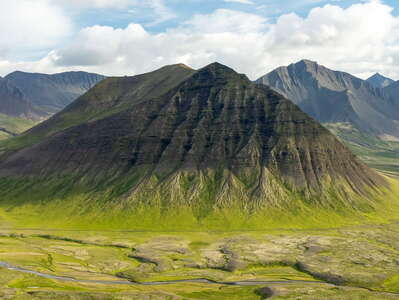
[0, 261, 323, 287]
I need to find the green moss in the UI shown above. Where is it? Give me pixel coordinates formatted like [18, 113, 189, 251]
[8, 274, 82, 291]
[179, 286, 262, 300]
[189, 241, 210, 251]
[383, 275, 399, 292]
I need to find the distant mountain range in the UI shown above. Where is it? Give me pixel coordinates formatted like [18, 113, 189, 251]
[0, 63, 387, 228]
[0, 77, 43, 120]
[0, 71, 105, 139]
[256, 60, 399, 176]
[5, 71, 106, 115]
[257, 60, 399, 142]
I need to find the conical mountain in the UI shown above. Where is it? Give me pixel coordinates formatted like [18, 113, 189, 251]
[367, 73, 394, 89]
[0, 63, 388, 228]
[257, 60, 399, 141]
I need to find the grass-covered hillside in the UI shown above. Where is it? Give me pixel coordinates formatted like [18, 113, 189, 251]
[326, 123, 399, 177]
[0, 113, 36, 140]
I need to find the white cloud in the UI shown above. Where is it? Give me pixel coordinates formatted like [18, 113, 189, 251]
[146, 0, 177, 25]
[52, 0, 175, 25]
[2, 1, 399, 80]
[184, 9, 267, 34]
[53, 0, 134, 9]
[0, 0, 72, 58]
[224, 0, 254, 4]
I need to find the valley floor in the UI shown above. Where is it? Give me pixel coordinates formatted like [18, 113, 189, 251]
[1, 224, 399, 299]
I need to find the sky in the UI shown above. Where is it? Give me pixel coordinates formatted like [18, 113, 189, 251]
[1, 0, 399, 80]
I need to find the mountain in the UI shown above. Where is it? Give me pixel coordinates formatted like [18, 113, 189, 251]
[5, 71, 105, 115]
[366, 73, 394, 89]
[256, 60, 399, 142]
[0, 77, 44, 121]
[0, 63, 387, 228]
[383, 81, 399, 103]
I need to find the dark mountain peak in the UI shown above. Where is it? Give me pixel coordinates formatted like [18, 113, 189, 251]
[200, 62, 235, 72]
[257, 61, 399, 141]
[196, 62, 249, 83]
[290, 59, 320, 72]
[368, 72, 383, 79]
[367, 72, 394, 89]
[296, 59, 318, 67]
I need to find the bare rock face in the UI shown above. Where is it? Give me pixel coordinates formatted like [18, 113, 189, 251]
[257, 60, 399, 141]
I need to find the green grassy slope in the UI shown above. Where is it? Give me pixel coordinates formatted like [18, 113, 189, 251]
[325, 123, 399, 177]
[0, 169, 397, 231]
[0, 114, 36, 140]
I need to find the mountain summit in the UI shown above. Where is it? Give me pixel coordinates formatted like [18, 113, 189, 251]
[257, 60, 399, 141]
[0, 63, 387, 228]
[367, 73, 394, 89]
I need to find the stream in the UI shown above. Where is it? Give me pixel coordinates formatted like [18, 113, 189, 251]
[0, 261, 325, 286]
[3, 261, 399, 299]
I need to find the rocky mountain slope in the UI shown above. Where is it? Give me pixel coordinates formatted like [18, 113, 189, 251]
[257, 60, 399, 142]
[0, 77, 44, 121]
[0, 63, 387, 227]
[366, 73, 394, 89]
[5, 71, 105, 115]
[383, 81, 399, 103]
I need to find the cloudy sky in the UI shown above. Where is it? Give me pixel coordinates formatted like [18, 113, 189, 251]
[0, 0, 398, 79]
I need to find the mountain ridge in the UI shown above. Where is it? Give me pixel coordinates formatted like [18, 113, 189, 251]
[256, 60, 399, 142]
[0, 77, 44, 120]
[5, 70, 106, 115]
[367, 72, 394, 89]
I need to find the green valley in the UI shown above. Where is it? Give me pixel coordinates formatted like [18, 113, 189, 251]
[1, 224, 399, 299]
[326, 123, 399, 177]
[0, 63, 398, 299]
[0, 113, 36, 140]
